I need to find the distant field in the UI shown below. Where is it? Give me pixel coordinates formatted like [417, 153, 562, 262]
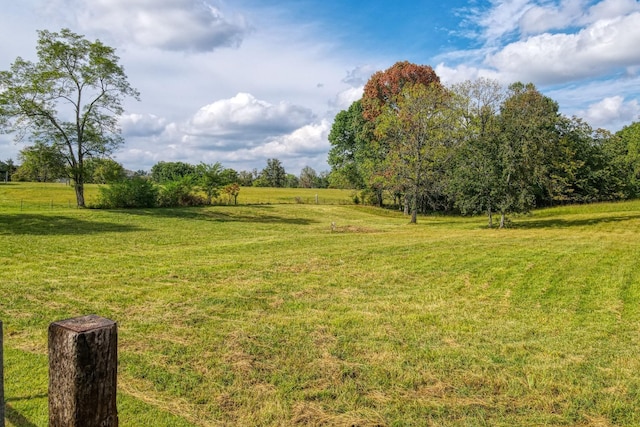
[0, 182, 355, 210]
[1, 182, 639, 426]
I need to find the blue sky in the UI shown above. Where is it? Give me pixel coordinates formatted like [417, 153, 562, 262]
[1, 0, 640, 174]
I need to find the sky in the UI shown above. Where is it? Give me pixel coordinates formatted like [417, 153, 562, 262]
[1, 0, 640, 175]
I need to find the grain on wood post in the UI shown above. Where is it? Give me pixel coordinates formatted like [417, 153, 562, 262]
[48, 315, 118, 427]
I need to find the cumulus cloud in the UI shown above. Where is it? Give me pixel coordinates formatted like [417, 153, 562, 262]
[578, 96, 640, 129]
[220, 120, 331, 169]
[486, 12, 640, 84]
[582, 0, 640, 24]
[519, 0, 587, 34]
[330, 87, 364, 111]
[120, 113, 167, 137]
[47, 0, 248, 52]
[435, 63, 504, 85]
[186, 93, 315, 141]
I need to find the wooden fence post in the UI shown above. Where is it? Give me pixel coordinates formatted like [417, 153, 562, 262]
[48, 315, 118, 427]
[0, 320, 4, 427]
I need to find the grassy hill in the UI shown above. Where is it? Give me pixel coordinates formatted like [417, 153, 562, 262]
[1, 182, 639, 425]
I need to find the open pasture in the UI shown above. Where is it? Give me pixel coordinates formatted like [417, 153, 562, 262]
[0, 183, 639, 426]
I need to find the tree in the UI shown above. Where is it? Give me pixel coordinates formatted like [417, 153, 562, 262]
[328, 62, 442, 206]
[328, 100, 368, 189]
[495, 82, 559, 227]
[220, 168, 239, 185]
[84, 157, 126, 184]
[223, 183, 240, 205]
[15, 141, 67, 182]
[0, 29, 139, 206]
[299, 166, 319, 188]
[196, 162, 224, 204]
[614, 121, 640, 197]
[285, 173, 299, 188]
[362, 61, 441, 121]
[150, 161, 196, 183]
[448, 78, 506, 227]
[376, 83, 461, 223]
[259, 158, 286, 187]
[0, 159, 17, 182]
[237, 170, 254, 186]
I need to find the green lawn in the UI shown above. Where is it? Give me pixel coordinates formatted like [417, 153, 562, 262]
[0, 183, 639, 426]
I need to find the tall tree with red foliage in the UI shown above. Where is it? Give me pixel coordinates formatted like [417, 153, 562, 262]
[362, 61, 441, 121]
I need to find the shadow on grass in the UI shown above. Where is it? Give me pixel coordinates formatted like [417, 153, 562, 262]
[115, 205, 318, 225]
[0, 214, 144, 235]
[512, 213, 640, 229]
[5, 399, 45, 427]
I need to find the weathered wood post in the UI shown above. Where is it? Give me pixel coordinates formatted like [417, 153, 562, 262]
[0, 320, 5, 427]
[48, 315, 118, 427]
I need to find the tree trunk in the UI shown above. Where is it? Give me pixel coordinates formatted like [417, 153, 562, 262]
[404, 194, 410, 216]
[487, 207, 493, 228]
[499, 212, 506, 229]
[410, 186, 418, 224]
[74, 182, 85, 207]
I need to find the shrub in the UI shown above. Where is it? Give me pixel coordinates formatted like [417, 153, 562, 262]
[95, 177, 158, 208]
[157, 177, 207, 207]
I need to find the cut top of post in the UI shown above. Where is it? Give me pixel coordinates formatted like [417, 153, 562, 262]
[51, 314, 116, 333]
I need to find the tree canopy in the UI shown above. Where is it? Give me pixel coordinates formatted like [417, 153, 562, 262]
[328, 61, 638, 227]
[0, 28, 139, 206]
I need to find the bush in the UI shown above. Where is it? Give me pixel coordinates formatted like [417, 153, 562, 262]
[157, 177, 207, 207]
[94, 177, 158, 208]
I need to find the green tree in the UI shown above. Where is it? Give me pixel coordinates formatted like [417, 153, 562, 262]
[220, 168, 239, 185]
[150, 161, 196, 183]
[259, 158, 286, 187]
[196, 162, 224, 204]
[14, 141, 67, 182]
[237, 170, 254, 186]
[495, 82, 560, 227]
[84, 157, 126, 184]
[0, 29, 139, 206]
[614, 121, 640, 197]
[376, 83, 461, 223]
[285, 173, 299, 188]
[328, 100, 368, 189]
[448, 78, 505, 227]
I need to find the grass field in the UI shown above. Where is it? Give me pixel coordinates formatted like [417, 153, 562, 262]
[0, 182, 639, 426]
[0, 182, 355, 210]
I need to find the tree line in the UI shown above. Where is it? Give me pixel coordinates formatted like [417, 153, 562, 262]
[328, 61, 640, 227]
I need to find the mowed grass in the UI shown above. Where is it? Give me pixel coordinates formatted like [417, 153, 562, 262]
[0, 183, 639, 426]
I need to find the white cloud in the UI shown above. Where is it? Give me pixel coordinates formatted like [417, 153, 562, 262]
[519, 0, 587, 34]
[475, 0, 533, 45]
[186, 93, 316, 140]
[120, 113, 167, 137]
[331, 87, 364, 111]
[578, 96, 640, 129]
[224, 120, 332, 172]
[486, 12, 640, 84]
[582, 0, 640, 23]
[45, 0, 248, 52]
[435, 63, 504, 85]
